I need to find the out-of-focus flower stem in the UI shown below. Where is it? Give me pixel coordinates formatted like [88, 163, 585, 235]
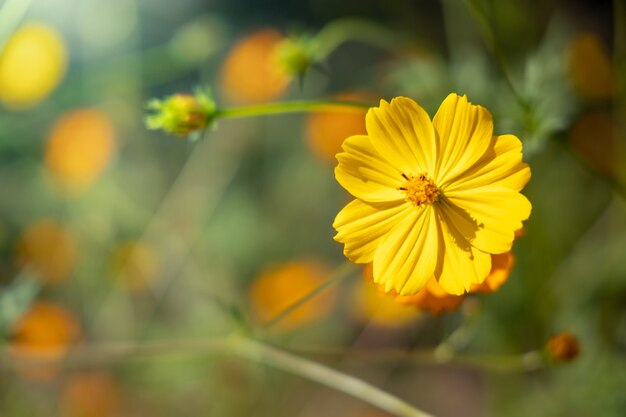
[4, 334, 435, 417]
[215, 99, 373, 120]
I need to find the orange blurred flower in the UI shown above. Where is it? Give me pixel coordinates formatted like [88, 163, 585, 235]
[0, 22, 67, 109]
[45, 109, 116, 192]
[60, 372, 122, 417]
[567, 32, 614, 101]
[109, 241, 160, 292]
[9, 301, 81, 379]
[248, 260, 337, 330]
[546, 332, 580, 363]
[569, 112, 623, 177]
[15, 219, 76, 284]
[219, 29, 291, 104]
[306, 92, 370, 163]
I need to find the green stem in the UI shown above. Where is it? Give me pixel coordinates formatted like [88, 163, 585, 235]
[215, 99, 373, 120]
[0, 0, 33, 51]
[234, 337, 435, 417]
[313, 18, 405, 59]
[460, 0, 530, 110]
[263, 262, 357, 330]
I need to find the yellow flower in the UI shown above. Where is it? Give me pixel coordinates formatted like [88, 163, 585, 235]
[0, 23, 67, 109]
[333, 94, 531, 295]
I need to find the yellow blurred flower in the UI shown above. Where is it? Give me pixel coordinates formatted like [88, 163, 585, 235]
[546, 332, 580, 363]
[566, 33, 614, 101]
[248, 260, 337, 330]
[569, 111, 623, 177]
[0, 23, 67, 109]
[306, 92, 369, 163]
[9, 301, 81, 380]
[60, 372, 122, 417]
[219, 29, 291, 104]
[15, 219, 77, 284]
[45, 108, 116, 191]
[333, 94, 531, 296]
[110, 241, 160, 292]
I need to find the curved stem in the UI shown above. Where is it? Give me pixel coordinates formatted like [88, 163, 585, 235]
[313, 18, 405, 59]
[234, 337, 435, 417]
[215, 99, 373, 120]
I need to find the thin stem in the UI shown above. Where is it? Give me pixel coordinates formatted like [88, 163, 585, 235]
[263, 262, 357, 330]
[313, 18, 405, 59]
[460, 0, 530, 110]
[234, 337, 435, 417]
[215, 100, 373, 120]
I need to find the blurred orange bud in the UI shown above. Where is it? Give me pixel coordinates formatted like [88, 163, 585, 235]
[248, 260, 337, 331]
[60, 372, 122, 417]
[219, 29, 291, 104]
[567, 33, 614, 102]
[546, 332, 580, 363]
[15, 219, 76, 284]
[306, 92, 370, 163]
[569, 111, 623, 177]
[0, 22, 67, 109]
[109, 241, 160, 292]
[45, 109, 116, 192]
[9, 301, 81, 379]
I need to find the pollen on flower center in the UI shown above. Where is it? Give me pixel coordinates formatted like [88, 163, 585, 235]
[399, 173, 439, 207]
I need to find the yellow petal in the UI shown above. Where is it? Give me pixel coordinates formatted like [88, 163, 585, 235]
[434, 209, 492, 295]
[366, 97, 437, 175]
[373, 205, 438, 295]
[433, 94, 493, 184]
[335, 135, 405, 202]
[443, 134, 531, 192]
[445, 186, 531, 254]
[333, 199, 410, 263]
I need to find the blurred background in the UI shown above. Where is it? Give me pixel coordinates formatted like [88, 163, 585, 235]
[0, 0, 625, 416]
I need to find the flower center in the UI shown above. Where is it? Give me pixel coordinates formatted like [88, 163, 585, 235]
[399, 173, 439, 207]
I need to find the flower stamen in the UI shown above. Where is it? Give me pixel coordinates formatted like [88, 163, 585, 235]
[400, 173, 439, 207]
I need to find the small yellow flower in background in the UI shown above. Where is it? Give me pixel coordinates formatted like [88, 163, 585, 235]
[60, 372, 122, 417]
[248, 260, 337, 330]
[219, 29, 291, 104]
[45, 109, 116, 192]
[145, 90, 216, 136]
[569, 112, 623, 178]
[109, 241, 160, 292]
[334, 94, 531, 296]
[9, 301, 81, 380]
[306, 92, 369, 164]
[15, 219, 77, 284]
[0, 23, 67, 109]
[566, 33, 614, 102]
[546, 332, 580, 363]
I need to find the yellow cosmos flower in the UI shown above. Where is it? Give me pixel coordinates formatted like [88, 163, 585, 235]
[333, 94, 531, 296]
